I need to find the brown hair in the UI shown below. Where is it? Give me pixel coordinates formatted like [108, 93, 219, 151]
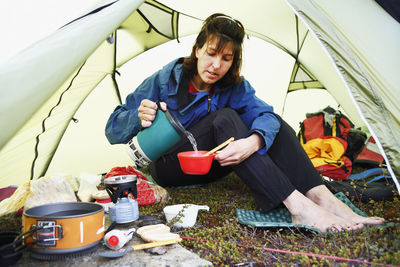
[184, 13, 245, 86]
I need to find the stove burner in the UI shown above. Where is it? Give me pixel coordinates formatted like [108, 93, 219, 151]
[104, 175, 137, 203]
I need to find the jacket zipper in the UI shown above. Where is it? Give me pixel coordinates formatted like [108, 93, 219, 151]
[207, 95, 211, 114]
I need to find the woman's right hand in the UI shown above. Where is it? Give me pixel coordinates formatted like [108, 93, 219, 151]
[138, 99, 167, 128]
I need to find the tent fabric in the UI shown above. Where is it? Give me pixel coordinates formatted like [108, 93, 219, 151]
[287, 0, 400, 191]
[0, 0, 143, 149]
[0, 0, 149, 183]
[0, 0, 399, 194]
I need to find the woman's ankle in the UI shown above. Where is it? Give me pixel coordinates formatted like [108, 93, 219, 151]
[283, 189, 313, 215]
[305, 185, 332, 204]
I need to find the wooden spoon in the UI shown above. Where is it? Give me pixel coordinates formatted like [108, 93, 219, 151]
[203, 137, 234, 156]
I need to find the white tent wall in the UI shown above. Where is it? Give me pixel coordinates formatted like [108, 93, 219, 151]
[46, 76, 133, 176]
[0, 31, 121, 185]
[0, 0, 146, 186]
[0, 0, 145, 150]
[287, 0, 400, 191]
[0, 0, 399, 192]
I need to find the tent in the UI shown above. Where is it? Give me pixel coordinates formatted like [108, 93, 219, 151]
[0, 0, 399, 193]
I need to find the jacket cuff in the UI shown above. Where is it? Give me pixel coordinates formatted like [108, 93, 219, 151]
[248, 129, 267, 155]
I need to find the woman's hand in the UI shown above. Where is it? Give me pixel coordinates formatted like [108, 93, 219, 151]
[137, 100, 167, 128]
[214, 134, 264, 166]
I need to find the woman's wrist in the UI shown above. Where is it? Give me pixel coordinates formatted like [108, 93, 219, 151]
[248, 133, 264, 152]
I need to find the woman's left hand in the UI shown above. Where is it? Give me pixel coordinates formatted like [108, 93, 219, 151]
[214, 134, 263, 166]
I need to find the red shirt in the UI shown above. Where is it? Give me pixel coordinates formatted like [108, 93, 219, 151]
[189, 81, 215, 95]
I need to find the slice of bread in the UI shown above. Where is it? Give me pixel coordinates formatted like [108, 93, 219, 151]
[136, 224, 180, 242]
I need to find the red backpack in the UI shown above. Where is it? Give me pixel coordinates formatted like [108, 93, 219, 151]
[298, 107, 354, 180]
[354, 136, 385, 167]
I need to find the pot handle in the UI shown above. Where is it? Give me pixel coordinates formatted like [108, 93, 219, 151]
[0, 232, 26, 265]
[11, 226, 40, 249]
[156, 101, 163, 112]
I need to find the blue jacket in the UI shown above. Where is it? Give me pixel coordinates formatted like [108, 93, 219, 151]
[105, 58, 281, 154]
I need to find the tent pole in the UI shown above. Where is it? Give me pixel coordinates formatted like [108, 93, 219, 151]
[111, 31, 122, 104]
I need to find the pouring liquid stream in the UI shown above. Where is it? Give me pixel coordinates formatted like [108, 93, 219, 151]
[184, 130, 198, 151]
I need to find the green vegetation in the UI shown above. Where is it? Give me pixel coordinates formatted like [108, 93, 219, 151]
[141, 173, 400, 266]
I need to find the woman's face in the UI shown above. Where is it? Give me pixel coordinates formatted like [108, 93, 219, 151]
[195, 38, 234, 86]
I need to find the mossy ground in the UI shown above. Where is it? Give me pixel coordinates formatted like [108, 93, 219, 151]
[1, 171, 397, 266]
[141, 173, 400, 266]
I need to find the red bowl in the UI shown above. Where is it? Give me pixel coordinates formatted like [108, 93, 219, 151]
[177, 151, 215, 175]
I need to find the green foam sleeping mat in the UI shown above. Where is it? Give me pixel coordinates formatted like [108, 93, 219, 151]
[236, 192, 368, 232]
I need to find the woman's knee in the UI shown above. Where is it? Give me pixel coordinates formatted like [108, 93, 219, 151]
[213, 108, 240, 122]
[212, 108, 248, 135]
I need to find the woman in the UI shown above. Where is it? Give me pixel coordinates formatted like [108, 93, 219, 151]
[105, 13, 384, 232]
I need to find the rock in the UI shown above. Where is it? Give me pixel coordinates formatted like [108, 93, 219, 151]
[1, 213, 212, 267]
[146, 246, 167, 255]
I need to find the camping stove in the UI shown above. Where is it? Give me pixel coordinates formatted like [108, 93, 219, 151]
[104, 175, 139, 223]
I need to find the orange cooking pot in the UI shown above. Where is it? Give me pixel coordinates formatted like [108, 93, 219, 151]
[23, 202, 104, 259]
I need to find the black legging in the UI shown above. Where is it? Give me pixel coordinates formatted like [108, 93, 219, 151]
[149, 108, 322, 212]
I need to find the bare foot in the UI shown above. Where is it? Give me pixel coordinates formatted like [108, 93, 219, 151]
[284, 190, 364, 232]
[306, 185, 385, 226]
